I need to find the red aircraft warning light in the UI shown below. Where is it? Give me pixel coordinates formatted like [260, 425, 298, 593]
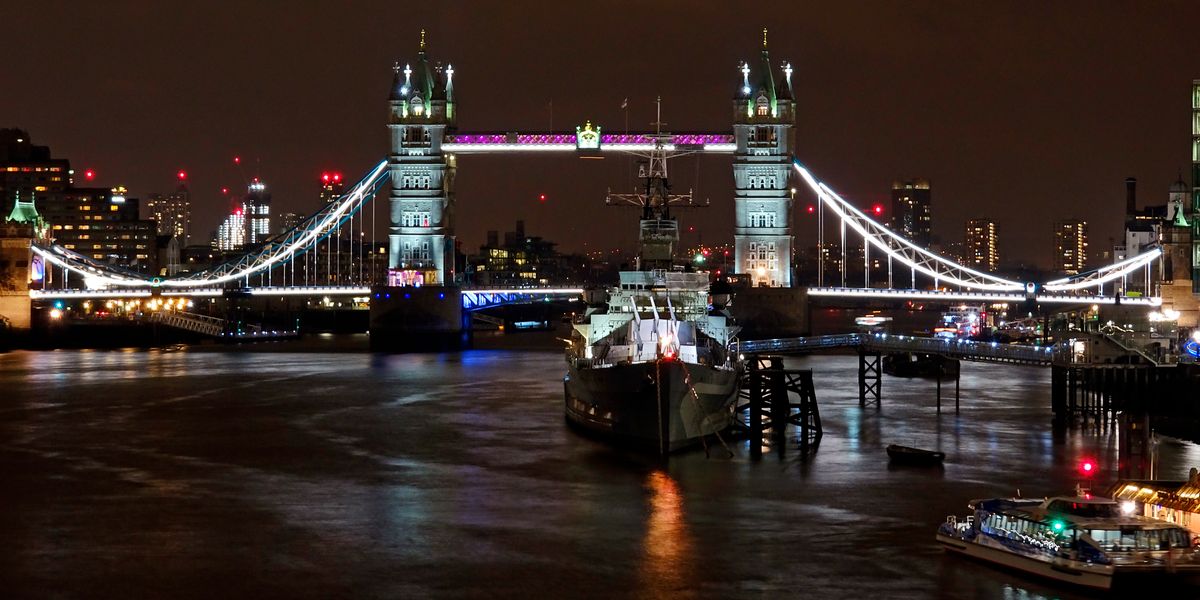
[872, 204, 884, 216]
[538, 193, 547, 203]
[177, 170, 187, 181]
[84, 169, 95, 181]
[807, 205, 816, 214]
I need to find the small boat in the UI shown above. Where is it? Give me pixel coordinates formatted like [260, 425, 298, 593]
[887, 444, 945, 465]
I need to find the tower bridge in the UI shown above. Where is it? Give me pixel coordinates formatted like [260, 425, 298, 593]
[16, 31, 1171, 346]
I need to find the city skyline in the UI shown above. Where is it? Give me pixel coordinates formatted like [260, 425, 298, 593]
[6, 2, 1200, 266]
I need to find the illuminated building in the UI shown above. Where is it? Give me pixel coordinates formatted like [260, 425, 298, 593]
[0, 129, 69, 219]
[245, 179, 271, 244]
[215, 206, 246, 251]
[145, 178, 191, 244]
[1054, 219, 1088, 275]
[891, 179, 932, 247]
[387, 30, 457, 286]
[467, 220, 585, 286]
[964, 219, 998, 272]
[41, 185, 157, 272]
[319, 172, 344, 204]
[733, 29, 795, 288]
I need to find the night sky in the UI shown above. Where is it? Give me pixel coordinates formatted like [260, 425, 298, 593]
[6, 2, 1200, 267]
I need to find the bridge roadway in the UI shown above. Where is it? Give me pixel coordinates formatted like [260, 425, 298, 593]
[31, 286, 586, 311]
[739, 332, 1055, 366]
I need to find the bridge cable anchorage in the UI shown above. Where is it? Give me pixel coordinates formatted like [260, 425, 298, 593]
[33, 160, 391, 290]
[791, 160, 1024, 292]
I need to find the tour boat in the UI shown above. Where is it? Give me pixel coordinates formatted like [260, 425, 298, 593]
[937, 493, 1200, 590]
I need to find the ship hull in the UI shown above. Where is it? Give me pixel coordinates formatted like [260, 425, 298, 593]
[564, 359, 739, 454]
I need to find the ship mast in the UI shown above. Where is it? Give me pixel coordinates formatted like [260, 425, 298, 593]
[606, 97, 708, 270]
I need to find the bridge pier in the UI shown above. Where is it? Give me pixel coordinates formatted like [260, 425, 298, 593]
[738, 356, 822, 456]
[858, 350, 881, 408]
[368, 285, 465, 351]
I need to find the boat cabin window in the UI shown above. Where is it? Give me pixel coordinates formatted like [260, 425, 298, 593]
[1046, 500, 1120, 519]
[1087, 528, 1189, 551]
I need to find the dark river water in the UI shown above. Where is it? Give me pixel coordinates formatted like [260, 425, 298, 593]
[1, 336, 1198, 599]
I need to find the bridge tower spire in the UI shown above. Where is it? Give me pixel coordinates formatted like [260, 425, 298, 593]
[387, 31, 458, 285]
[733, 31, 796, 287]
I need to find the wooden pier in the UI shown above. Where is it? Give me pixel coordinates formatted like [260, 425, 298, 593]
[736, 356, 822, 455]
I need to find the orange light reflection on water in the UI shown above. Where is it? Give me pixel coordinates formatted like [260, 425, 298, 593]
[638, 470, 695, 597]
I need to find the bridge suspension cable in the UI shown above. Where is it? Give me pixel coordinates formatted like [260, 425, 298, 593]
[793, 160, 1026, 292]
[32, 160, 390, 289]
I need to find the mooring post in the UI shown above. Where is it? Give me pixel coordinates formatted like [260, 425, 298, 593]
[768, 356, 787, 441]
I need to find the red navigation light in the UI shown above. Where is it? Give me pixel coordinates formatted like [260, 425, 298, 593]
[234, 207, 243, 216]
[221, 187, 229, 195]
[333, 173, 341, 182]
[233, 156, 241, 164]
[806, 204, 816, 214]
[84, 169, 95, 181]
[688, 226, 695, 232]
[177, 170, 187, 181]
[1079, 459, 1096, 477]
[322, 173, 330, 183]
[872, 204, 884, 216]
[538, 193, 547, 203]
[702, 249, 710, 257]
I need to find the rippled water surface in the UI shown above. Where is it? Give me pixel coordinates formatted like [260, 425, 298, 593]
[1, 342, 1197, 599]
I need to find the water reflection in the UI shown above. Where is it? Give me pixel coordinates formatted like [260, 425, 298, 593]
[638, 470, 695, 598]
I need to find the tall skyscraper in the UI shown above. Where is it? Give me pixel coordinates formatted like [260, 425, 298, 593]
[320, 172, 344, 204]
[215, 204, 245, 251]
[1055, 219, 1088, 275]
[244, 179, 271, 245]
[964, 218, 998, 272]
[387, 31, 457, 286]
[890, 179, 932, 247]
[732, 29, 795, 288]
[145, 176, 191, 244]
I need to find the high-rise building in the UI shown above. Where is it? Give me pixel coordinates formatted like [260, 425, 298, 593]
[319, 172, 344, 204]
[890, 179, 932, 247]
[245, 179, 271, 245]
[964, 218, 998, 272]
[145, 179, 191, 244]
[387, 31, 457, 286]
[41, 185, 157, 272]
[215, 204, 246, 252]
[732, 29, 795, 288]
[1054, 219, 1088, 275]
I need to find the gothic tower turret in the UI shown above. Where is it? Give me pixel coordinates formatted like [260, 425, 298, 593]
[387, 30, 457, 285]
[733, 29, 796, 287]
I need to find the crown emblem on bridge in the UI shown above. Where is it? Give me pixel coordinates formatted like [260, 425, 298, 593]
[575, 121, 601, 150]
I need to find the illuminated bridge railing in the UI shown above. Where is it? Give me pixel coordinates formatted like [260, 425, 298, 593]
[460, 287, 583, 311]
[442, 132, 735, 153]
[739, 333, 1053, 366]
[807, 287, 1163, 307]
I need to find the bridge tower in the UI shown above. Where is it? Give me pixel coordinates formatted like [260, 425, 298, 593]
[387, 30, 457, 286]
[733, 29, 796, 288]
